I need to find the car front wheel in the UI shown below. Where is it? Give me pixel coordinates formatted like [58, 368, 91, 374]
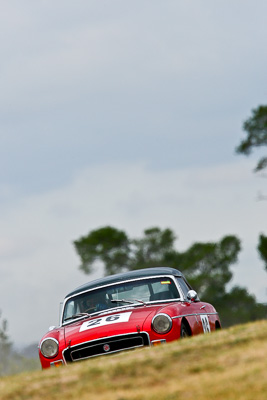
[180, 322, 190, 338]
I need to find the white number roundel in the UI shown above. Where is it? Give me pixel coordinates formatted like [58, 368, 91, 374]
[200, 314, 211, 333]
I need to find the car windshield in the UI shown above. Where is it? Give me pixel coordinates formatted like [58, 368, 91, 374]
[62, 276, 180, 324]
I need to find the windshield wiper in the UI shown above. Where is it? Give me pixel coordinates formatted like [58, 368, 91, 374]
[64, 312, 91, 322]
[110, 299, 146, 306]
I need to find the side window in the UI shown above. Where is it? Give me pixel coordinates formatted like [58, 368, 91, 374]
[176, 277, 191, 298]
[63, 300, 75, 320]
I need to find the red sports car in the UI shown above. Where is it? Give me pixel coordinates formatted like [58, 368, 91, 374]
[39, 267, 221, 368]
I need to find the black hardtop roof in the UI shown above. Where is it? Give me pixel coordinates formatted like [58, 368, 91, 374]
[65, 267, 184, 298]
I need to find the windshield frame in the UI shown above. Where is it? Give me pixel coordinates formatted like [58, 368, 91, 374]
[60, 275, 183, 326]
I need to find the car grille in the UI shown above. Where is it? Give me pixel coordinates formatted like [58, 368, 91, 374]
[63, 333, 150, 363]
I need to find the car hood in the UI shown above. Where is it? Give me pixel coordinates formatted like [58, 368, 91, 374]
[63, 305, 163, 346]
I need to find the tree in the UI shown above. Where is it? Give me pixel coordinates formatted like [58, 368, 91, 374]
[236, 105, 267, 172]
[73, 226, 130, 275]
[0, 310, 12, 376]
[0, 311, 39, 377]
[236, 105, 267, 277]
[166, 235, 241, 303]
[217, 286, 267, 327]
[128, 227, 176, 270]
[258, 234, 267, 272]
[74, 226, 176, 275]
[74, 226, 267, 327]
[74, 227, 240, 300]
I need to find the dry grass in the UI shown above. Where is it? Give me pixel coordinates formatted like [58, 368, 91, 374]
[0, 320, 267, 400]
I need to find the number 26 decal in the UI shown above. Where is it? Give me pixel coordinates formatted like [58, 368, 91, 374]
[80, 312, 132, 332]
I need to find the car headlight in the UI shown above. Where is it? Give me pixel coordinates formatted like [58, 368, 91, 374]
[152, 313, 172, 334]
[40, 338, 59, 358]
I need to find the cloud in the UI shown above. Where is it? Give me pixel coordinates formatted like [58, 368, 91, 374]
[1, 0, 267, 198]
[1, 0, 267, 114]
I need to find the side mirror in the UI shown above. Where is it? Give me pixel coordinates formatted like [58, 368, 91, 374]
[48, 326, 56, 331]
[187, 290, 198, 302]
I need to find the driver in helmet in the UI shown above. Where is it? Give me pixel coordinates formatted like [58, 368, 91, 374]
[82, 292, 108, 313]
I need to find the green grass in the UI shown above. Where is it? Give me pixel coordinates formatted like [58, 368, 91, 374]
[0, 320, 267, 400]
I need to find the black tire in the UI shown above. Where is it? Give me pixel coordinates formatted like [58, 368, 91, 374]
[180, 322, 190, 338]
[215, 321, 221, 330]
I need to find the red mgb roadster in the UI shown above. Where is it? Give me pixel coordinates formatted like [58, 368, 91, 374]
[39, 267, 221, 368]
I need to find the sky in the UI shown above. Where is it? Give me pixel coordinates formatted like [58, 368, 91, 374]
[0, 0, 267, 345]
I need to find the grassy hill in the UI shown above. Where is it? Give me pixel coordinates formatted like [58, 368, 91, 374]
[0, 320, 267, 400]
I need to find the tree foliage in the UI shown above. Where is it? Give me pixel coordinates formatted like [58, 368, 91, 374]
[0, 310, 12, 376]
[129, 227, 176, 270]
[236, 105, 267, 172]
[236, 104, 267, 277]
[74, 226, 266, 327]
[74, 226, 240, 299]
[216, 286, 267, 327]
[169, 235, 241, 303]
[0, 310, 11, 351]
[73, 226, 130, 275]
[0, 311, 39, 377]
[74, 226, 176, 275]
[258, 234, 267, 272]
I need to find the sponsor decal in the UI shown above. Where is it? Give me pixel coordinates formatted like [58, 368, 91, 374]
[200, 314, 211, 333]
[80, 312, 132, 332]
